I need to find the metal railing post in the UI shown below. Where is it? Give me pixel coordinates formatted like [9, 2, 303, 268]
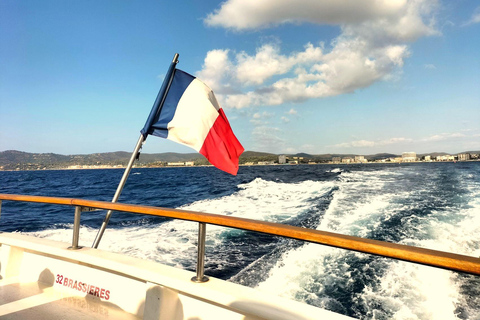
[191, 222, 209, 283]
[68, 206, 83, 250]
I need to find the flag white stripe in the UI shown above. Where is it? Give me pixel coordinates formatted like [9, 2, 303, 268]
[166, 79, 220, 151]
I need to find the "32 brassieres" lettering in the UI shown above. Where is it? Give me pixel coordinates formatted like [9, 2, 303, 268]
[56, 274, 110, 300]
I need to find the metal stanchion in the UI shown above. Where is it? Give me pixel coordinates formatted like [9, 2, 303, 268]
[68, 206, 83, 250]
[191, 222, 209, 283]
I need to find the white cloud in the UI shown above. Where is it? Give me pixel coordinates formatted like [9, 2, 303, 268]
[421, 132, 466, 142]
[199, 41, 410, 108]
[332, 137, 413, 148]
[333, 140, 375, 148]
[250, 111, 275, 125]
[385, 137, 414, 144]
[252, 111, 274, 119]
[251, 126, 285, 152]
[281, 116, 290, 123]
[287, 108, 297, 115]
[463, 6, 480, 26]
[205, 0, 439, 41]
[195, 49, 234, 95]
[424, 64, 436, 69]
[200, 0, 439, 109]
[332, 133, 471, 151]
[235, 43, 323, 85]
[205, 0, 408, 31]
[472, 9, 480, 24]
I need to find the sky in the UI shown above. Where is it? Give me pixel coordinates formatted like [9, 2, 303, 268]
[1, 0, 479, 156]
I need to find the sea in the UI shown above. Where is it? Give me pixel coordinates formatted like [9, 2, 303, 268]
[0, 162, 479, 320]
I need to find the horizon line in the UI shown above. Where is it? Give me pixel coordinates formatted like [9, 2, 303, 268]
[2, 149, 480, 157]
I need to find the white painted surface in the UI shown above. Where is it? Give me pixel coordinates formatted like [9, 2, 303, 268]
[0, 233, 354, 319]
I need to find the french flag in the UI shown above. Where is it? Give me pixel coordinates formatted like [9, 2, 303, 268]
[141, 69, 244, 175]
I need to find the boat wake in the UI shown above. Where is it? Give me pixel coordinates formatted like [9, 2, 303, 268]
[17, 164, 480, 319]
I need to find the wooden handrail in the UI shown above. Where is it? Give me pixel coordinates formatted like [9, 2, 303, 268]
[1, 193, 479, 276]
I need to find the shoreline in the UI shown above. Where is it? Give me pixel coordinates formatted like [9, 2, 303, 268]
[1, 159, 479, 172]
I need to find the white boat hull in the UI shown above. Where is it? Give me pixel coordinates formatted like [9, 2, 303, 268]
[0, 233, 353, 319]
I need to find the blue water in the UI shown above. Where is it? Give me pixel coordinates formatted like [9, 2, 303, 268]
[1, 163, 479, 319]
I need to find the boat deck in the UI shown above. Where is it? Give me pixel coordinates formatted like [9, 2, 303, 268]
[0, 232, 354, 320]
[0, 277, 139, 319]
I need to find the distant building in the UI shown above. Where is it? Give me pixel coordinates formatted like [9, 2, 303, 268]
[458, 153, 470, 161]
[278, 155, 286, 164]
[332, 157, 341, 163]
[436, 155, 455, 161]
[185, 161, 194, 166]
[167, 162, 185, 166]
[424, 155, 431, 161]
[258, 161, 275, 165]
[355, 155, 367, 163]
[342, 157, 353, 164]
[402, 152, 417, 162]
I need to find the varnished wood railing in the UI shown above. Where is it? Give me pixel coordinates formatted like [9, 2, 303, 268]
[0, 193, 479, 278]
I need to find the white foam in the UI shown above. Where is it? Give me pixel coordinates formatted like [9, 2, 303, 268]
[23, 167, 480, 319]
[255, 168, 401, 305]
[254, 166, 480, 319]
[255, 240, 339, 299]
[181, 178, 334, 222]
[360, 261, 460, 320]
[26, 177, 335, 269]
[318, 168, 405, 237]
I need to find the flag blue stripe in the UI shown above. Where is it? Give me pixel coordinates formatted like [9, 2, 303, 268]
[149, 70, 196, 138]
[140, 59, 178, 138]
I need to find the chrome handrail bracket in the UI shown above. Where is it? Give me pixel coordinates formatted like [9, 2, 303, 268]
[191, 222, 209, 283]
[68, 206, 83, 250]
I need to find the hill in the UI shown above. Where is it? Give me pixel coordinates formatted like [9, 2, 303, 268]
[1, 150, 478, 171]
[0, 150, 279, 170]
[0, 150, 204, 170]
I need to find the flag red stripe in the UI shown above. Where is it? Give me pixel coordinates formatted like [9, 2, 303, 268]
[199, 109, 244, 175]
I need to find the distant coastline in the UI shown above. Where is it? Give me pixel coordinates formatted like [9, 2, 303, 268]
[1, 149, 479, 171]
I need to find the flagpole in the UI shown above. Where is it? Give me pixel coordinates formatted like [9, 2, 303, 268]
[92, 53, 179, 249]
[91, 134, 145, 248]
